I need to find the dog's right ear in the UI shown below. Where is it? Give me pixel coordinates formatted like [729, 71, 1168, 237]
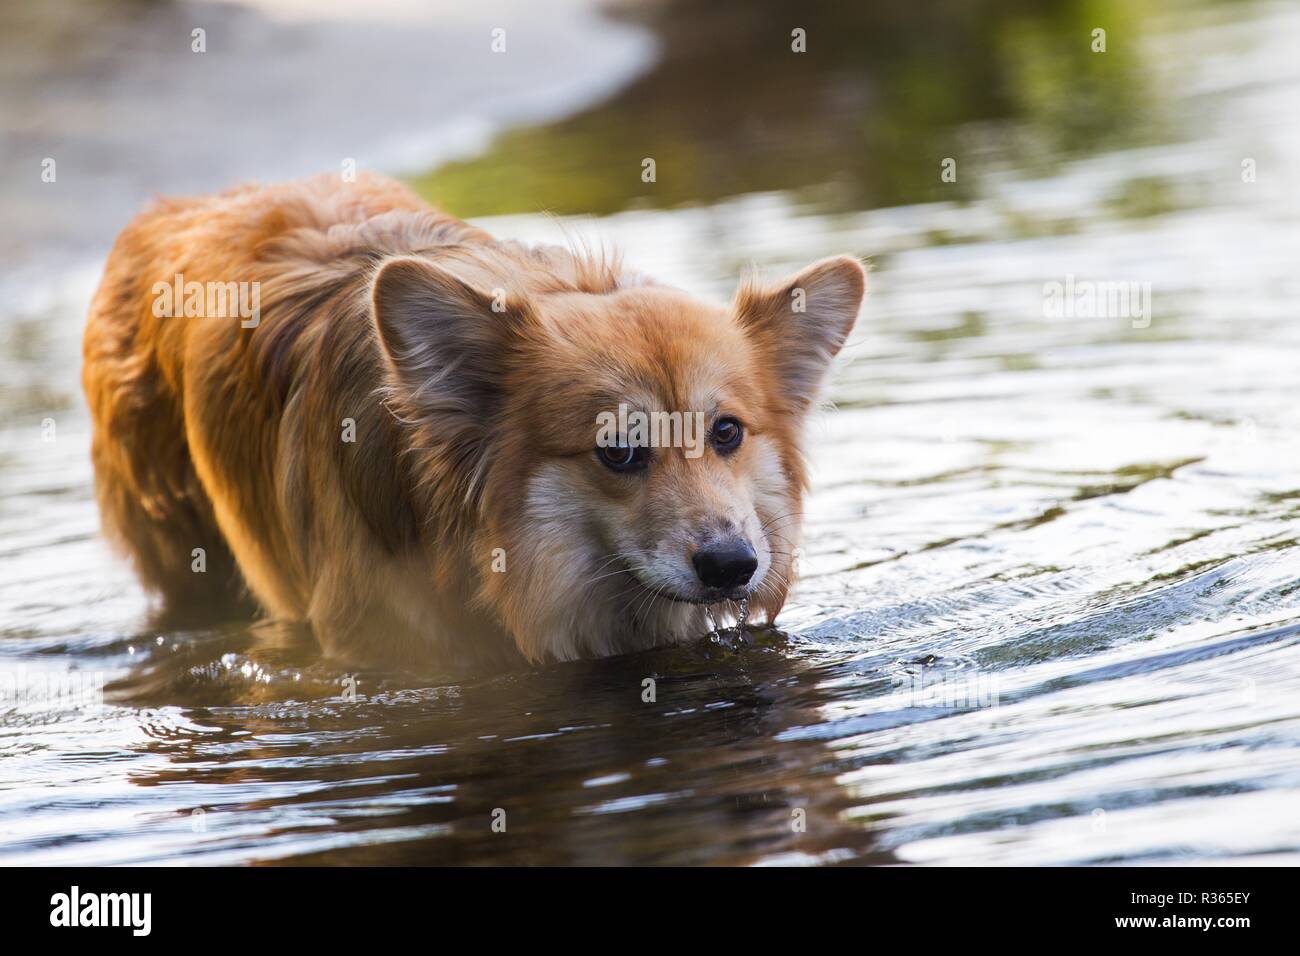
[734, 255, 866, 416]
[371, 257, 529, 414]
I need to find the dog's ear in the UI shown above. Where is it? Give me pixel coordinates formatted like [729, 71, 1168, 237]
[735, 255, 865, 414]
[371, 257, 529, 414]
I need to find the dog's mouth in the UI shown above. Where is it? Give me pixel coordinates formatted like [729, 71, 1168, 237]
[664, 586, 751, 605]
[610, 562, 754, 636]
[617, 565, 752, 606]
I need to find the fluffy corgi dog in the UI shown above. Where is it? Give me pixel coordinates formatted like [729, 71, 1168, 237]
[83, 174, 865, 666]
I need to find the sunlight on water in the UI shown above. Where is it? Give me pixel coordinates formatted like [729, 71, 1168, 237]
[2, 0, 1300, 864]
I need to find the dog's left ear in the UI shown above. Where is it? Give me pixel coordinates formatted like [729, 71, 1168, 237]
[735, 255, 866, 414]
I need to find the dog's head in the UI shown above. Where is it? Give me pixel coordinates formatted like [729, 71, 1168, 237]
[372, 251, 865, 661]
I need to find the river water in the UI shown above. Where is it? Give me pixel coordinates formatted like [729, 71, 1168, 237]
[2, 0, 1300, 864]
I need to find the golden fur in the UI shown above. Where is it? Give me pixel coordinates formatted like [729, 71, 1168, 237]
[82, 173, 865, 666]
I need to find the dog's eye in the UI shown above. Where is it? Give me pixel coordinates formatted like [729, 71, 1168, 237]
[596, 443, 649, 473]
[711, 416, 744, 453]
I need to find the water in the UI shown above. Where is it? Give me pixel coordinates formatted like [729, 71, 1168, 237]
[3, 0, 1300, 864]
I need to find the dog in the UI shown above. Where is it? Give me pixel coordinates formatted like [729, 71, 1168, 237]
[82, 174, 865, 666]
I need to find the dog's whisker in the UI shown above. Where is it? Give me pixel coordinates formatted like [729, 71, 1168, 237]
[587, 551, 650, 577]
[759, 510, 804, 532]
[587, 564, 649, 586]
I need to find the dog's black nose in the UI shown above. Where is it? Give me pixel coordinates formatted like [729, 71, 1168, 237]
[693, 539, 758, 590]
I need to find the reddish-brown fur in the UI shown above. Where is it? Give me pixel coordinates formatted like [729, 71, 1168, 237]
[83, 173, 864, 666]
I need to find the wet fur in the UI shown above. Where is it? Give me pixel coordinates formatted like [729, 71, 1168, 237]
[83, 173, 864, 666]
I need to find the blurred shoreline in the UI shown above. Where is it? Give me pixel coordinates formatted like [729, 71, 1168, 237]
[0, 0, 656, 275]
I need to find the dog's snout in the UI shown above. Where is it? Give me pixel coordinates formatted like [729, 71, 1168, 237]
[692, 538, 758, 590]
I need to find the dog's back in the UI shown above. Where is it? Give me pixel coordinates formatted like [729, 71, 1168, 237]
[83, 174, 483, 646]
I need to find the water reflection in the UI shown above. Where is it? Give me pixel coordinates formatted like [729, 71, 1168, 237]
[416, 0, 1163, 216]
[105, 627, 888, 865]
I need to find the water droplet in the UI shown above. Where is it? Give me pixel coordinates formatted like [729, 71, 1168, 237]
[704, 606, 720, 638]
